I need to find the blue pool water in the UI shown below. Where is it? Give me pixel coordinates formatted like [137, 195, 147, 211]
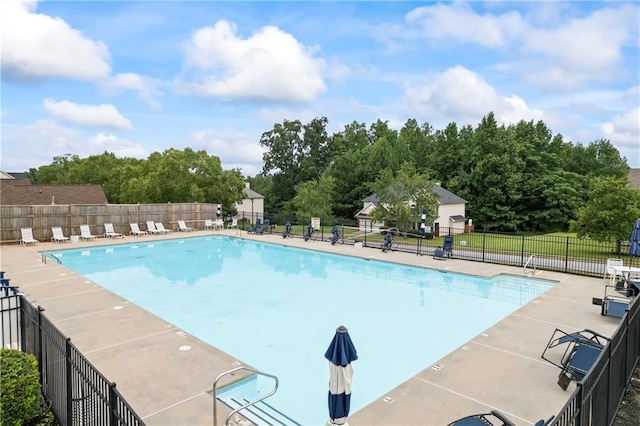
[55, 236, 556, 424]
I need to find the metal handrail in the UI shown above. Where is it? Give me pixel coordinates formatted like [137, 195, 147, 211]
[212, 366, 279, 426]
[41, 252, 62, 264]
[524, 254, 536, 275]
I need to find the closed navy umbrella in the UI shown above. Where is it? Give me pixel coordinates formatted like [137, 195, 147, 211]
[216, 202, 221, 219]
[325, 325, 358, 425]
[420, 208, 427, 235]
[629, 218, 640, 258]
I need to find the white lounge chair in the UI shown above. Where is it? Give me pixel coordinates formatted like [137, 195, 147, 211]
[80, 224, 97, 240]
[177, 220, 194, 232]
[130, 223, 148, 236]
[146, 221, 163, 234]
[103, 223, 124, 238]
[228, 218, 238, 229]
[20, 227, 39, 245]
[155, 222, 172, 233]
[204, 219, 215, 230]
[215, 219, 225, 230]
[51, 226, 71, 243]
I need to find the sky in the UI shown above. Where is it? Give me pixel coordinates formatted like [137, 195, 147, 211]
[1, 0, 639, 177]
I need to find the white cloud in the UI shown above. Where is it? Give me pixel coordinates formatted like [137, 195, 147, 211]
[406, 2, 525, 47]
[101, 73, 164, 110]
[43, 98, 132, 130]
[187, 128, 265, 176]
[180, 20, 326, 102]
[0, 119, 149, 172]
[600, 107, 640, 151]
[403, 65, 544, 127]
[88, 133, 150, 159]
[0, 0, 111, 81]
[520, 4, 638, 87]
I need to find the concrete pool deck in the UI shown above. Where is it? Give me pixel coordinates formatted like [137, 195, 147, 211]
[0, 229, 622, 425]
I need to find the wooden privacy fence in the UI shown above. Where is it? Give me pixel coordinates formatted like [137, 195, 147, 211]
[0, 203, 217, 243]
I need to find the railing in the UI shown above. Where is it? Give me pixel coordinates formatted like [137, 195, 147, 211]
[549, 294, 640, 425]
[41, 252, 62, 264]
[212, 366, 279, 426]
[524, 254, 537, 275]
[0, 295, 144, 425]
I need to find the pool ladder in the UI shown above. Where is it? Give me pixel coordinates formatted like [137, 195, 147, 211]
[213, 366, 285, 426]
[41, 252, 62, 264]
[524, 254, 537, 276]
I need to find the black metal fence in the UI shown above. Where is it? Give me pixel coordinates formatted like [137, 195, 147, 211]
[0, 295, 144, 426]
[250, 215, 638, 277]
[550, 294, 640, 426]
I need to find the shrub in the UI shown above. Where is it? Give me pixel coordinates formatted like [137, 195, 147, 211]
[0, 349, 40, 425]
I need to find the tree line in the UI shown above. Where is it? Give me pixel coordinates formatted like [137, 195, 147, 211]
[27, 112, 639, 241]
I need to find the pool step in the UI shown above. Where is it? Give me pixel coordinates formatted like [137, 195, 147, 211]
[218, 396, 301, 426]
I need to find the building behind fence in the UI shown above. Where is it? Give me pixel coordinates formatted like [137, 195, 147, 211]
[1, 295, 144, 425]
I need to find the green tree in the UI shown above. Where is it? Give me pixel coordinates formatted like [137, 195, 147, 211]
[369, 163, 438, 232]
[567, 139, 629, 179]
[290, 174, 336, 220]
[570, 176, 640, 242]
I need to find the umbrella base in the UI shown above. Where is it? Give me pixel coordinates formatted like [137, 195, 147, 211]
[327, 420, 349, 426]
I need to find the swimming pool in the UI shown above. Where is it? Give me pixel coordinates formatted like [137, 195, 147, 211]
[55, 236, 556, 424]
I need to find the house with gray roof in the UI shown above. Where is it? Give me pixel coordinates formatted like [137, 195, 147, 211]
[356, 183, 469, 236]
[235, 183, 265, 224]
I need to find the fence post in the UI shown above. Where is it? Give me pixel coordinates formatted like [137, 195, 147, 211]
[565, 237, 570, 273]
[482, 230, 486, 262]
[37, 306, 45, 384]
[66, 338, 73, 424]
[521, 234, 525, 266]
[109, 383, 118, 425]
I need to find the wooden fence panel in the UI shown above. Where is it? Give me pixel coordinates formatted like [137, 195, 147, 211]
[0, 203, 217, 243]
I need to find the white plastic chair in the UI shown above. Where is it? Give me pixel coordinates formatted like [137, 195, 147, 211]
[80, 224, 97, 240]
[146, 221, 163, 234]
[20, 227, 39, 245]
[51, 226, 71, 243]
[604, 258, 624, 285]
[129, 223, 148, 236]
[103, 223, 124, 238]
[177, 220, 194, 232]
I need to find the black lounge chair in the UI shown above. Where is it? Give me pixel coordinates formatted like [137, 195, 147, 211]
[303, 223, 314, 241]
[448, 410, 553, 426]
[256, 218, 270, 235]
[247, 218, 261, 234]
[330, 225, 340, 245]
[381, 231, 393, 252]
[434, 236, 454, 260]
[282, 221, 292, 238]
[541, 328, 609, 390]
[592, 285, 631, 318]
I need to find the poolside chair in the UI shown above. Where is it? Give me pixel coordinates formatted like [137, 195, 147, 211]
[177, 220, 194, 232]
[204, 219, 215, 230]
[247, 218, 261, 234]
[19, 227, 39, 245]
[447, 410, 516, 426]
[146, 221, 163, 234]
[215, 218, 224, 230]
[443, 236, 453, 257]
[51, 226, 71, 243]
[155, 222, 172, 233]
[103, 223, 124, 238]
[541, 328, 610, 390]
[228, 218, 238, 230]
[256, 218, 270, 235]
[282, 221, 292, 238]
[381, 231, 394, 252]
[79, 225, 98, 240]
[592, 285, 631, 318]
[448, 411, 553, 426]
[303, 223, 314, 241]
[330, 225, 340, 245]
[604, 258, 624, 285]
[129, 223, 148, 236]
